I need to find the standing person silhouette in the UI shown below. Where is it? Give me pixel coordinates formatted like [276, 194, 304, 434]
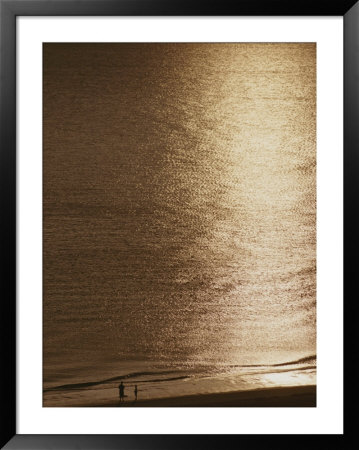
[134, 385, 138, 401]
[119, 382, 125, 402]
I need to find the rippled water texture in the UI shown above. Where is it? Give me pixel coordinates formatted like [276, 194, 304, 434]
[43, 43, 316, 405]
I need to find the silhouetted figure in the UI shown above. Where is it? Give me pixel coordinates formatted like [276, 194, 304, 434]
[119, 382, 125, 402]
[134, 385, 138, 401]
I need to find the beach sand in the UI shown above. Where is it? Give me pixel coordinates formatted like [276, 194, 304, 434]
[76, 385, 316, 408]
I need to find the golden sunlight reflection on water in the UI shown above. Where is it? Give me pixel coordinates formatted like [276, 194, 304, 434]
[43, 44, 316, 403]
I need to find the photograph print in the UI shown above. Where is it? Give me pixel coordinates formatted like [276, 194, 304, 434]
[43, 43, 316, 407]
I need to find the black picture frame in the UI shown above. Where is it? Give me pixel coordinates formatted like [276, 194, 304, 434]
[1, 0, 357, 448]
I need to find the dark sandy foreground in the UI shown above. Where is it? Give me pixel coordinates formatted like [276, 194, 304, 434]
[81, 385, 316, 408]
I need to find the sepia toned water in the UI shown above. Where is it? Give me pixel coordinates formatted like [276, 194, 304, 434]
[43, 43, 316, 406]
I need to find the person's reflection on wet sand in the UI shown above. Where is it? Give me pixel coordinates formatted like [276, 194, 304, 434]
[119, 381, 125, 402]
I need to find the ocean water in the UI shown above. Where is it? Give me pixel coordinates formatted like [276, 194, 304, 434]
[43, 43, 316, 406]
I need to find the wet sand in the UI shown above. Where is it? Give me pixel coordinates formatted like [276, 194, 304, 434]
[81, 385, 316, 408]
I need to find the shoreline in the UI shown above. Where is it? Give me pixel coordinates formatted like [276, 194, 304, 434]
[49, 385, 316, 408]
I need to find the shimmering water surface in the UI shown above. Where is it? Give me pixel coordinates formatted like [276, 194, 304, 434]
[43, 43, 316, 406]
